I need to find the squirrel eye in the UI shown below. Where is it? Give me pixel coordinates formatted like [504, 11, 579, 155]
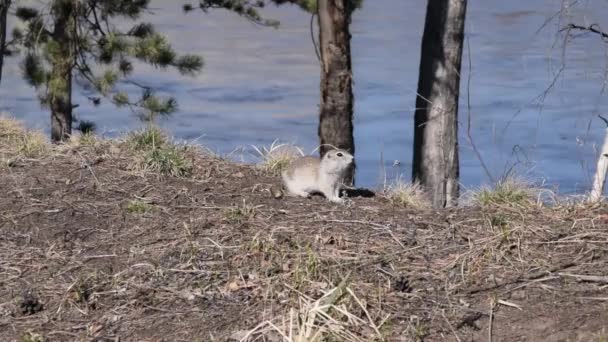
[337, 152, 343, 157]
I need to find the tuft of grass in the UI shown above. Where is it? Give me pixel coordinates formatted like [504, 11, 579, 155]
[142, 144, 192, 177]
[126, 200, 153, 214]
[406, 317, 429, 342]
[17, 131, 48, 158]
[125, 125, 167, 151]
[488, 214, 511, 242]
[241, 277, 387, 342]
[124, 126, 193, 177]
[252, 139, 304, 175]
[0, 115, 26, 140]
[0, 115, 48, 158]
[470, 178, 545, 207]
[383, 179, 430, 209]
[224, 199, 258, 224]
[21, 332, 45, 342]
[68, 132, 99, 148]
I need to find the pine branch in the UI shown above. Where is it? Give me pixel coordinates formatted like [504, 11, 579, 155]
[90, 1, 107, 37]
[12, 0, 203, 127]
[184, 0, 280, 28]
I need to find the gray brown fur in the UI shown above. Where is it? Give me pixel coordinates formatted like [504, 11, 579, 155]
[281, 149, 353, 204]
[283, 156, 319, 179]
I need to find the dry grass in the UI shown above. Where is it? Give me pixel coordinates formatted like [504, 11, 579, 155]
[126, 199, 153, 214]
[0, 114, 25, 139]
[123, 126, 193, 177]
[1, 117, 608, 341]
[124, 125, 167, 151]
[140, 144, 193, 177]
[240, 278, 388, 342]
[16, 131, 48, 158]
[382, 178, 430, 209]
[0, 118, 193, 177]
[0, 115, 48, 158]
[252, 139, 304, 175]
[465, 177, 551, 208]
[67, 132, 100, 148]
[223, 199, 259, 224]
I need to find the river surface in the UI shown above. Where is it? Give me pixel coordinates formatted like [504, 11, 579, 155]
[2, 0, 608, 193]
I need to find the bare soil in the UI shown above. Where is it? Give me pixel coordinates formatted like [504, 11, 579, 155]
[1, 140, 608, 342]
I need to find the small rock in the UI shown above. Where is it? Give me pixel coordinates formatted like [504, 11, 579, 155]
[228, 281, 240, 292]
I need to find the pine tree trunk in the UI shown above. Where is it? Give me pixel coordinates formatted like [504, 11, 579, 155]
[412, 0, 467, 208]
[317, 0, 355, 184]
[49, 1, 74, 143]
[0, 0, 10, 83]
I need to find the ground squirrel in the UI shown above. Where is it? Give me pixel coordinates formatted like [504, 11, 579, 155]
[281, 149, 354, 203]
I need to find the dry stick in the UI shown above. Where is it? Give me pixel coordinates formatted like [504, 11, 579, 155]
[578, 296, 608, 301]
[589, 115, 608, 202]
[465, 37, 494, 183]
[346, 287, 384, 341]
[488, 298, 496, 342]
[441, 310, 462, 342]
[466, 261, 576, 295]
[507, 276, 560, 293]
[321, 219, 390, 229]
[558, 272, 608, 283]
[74, 150, 100, 186]
[321, 219, 407, 249]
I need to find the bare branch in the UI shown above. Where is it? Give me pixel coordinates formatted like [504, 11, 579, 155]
[561, 23, 608, 41]
[464, 37, 494, 183]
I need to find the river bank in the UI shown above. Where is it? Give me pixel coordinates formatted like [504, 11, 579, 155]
[1, 118, 607, 341]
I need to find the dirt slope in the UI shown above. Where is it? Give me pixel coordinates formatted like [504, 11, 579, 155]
[1, 137, 607, 342]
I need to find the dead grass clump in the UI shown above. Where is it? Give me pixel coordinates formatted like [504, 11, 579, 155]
[223, 199, 258, 224]
[16, 131, 48, 158]
[126, 200, 153, 214]
[240, 278, 387, 342]
[252, 139, 304, 175]
[68, 132, 100, 148]
[21, 331, 45, 342]
[383, 179, 430, 209]
[141, 145, 192, 177]
[0, 115, 26, 140]
[468, 177, 546, 207]
[123, 126, 193, 177]
[125, 125, 167, 151]
[0, 115, 48, 158]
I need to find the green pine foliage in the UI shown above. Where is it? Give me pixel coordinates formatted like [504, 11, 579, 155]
[12, 0, 203, 123]
[270, 0, 363, 13]
[183, 0, 280, 27]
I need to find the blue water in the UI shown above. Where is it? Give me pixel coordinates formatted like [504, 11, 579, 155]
[2, 0, 608, 194]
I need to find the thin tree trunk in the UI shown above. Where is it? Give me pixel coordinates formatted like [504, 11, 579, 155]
[0, 0, 10, 83]
[589, 128, 608, 202]
[317, 0, 355, 184]
[412, 0, 467, 208]
[49, 0, 74, 142]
